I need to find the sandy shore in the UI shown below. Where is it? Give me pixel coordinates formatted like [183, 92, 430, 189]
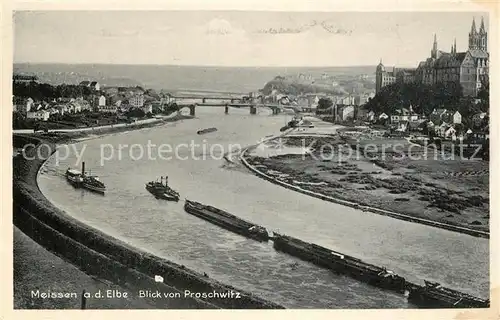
[240, 133, 489, 238]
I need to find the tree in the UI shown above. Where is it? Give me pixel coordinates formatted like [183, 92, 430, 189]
[125, 108, 145, 118]
[364, 81, 469, 117]
[477, 76, 489, 112]
[316, 98, 333, 113]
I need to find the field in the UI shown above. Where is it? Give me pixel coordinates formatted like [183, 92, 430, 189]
[245, 134, 489, 232]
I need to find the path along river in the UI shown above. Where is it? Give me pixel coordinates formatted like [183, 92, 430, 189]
[38, 107, 489, 308]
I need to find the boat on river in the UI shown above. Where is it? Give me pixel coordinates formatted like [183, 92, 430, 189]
[197, 127, 217, 135]
[184, 200, 269, 242]
[65, 168, 84, 186]
[407, 280, 489, 308]
[83, 174, 106, 194]
[146, 176, 180, 201]
[66, 161, 105, 194]
[272, 232, 407, 293]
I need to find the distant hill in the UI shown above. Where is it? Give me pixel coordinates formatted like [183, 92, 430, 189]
[14, 63, 144, 88]
[261, 70, 376, 96]
[13, 63, 377, 93]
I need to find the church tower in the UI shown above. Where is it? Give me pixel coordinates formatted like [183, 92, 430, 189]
[431, 34, 438, 59]
[478, 16, 487, 51]
[469, 17, 478, 50]
[375, 59, 385, 93]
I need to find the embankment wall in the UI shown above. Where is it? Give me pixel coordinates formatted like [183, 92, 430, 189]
[239, 148, 489, 239]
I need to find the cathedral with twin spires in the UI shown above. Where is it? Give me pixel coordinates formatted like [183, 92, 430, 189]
[376, 16, 489, 97]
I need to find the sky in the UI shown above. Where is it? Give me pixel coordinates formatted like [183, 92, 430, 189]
[13, 11, 489, 67]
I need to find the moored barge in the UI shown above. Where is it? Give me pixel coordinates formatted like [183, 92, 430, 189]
[272, 233, 406, 293]
[184, 200, 269, 242]
[197, 127, 217, 135]
[408, 280, 490, 308]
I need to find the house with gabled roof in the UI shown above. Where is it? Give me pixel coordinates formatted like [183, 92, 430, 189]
[79, 80, 100, 91]
[89, 81, 100, 91]
[430, 108, 448, 125]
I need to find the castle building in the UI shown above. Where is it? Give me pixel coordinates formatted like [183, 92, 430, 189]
[375, 60, 397, 93]
[376, 17, 488, 97]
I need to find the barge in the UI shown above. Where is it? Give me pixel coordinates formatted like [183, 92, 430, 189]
[184, 200, 269, 242]
[272, 233, 406, 293]
[408, 280, 490, 308]
[197, 127, 217, 135]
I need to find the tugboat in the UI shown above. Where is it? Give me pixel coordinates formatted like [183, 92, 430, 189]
[146, 176, 180, 201]
[82, 174, 106, 194]
[80, 161, 106, 194]
[65, 168, 84, 187]
[407, 280, 490, 308]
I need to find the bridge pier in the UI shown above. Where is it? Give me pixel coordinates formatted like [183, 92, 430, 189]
[189, 104, 196, 116]
[225, 104, 229, 114]
[202, 98, 206, 103]
[250, 106, 257, 115]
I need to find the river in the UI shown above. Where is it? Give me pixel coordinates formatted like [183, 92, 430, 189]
[37, 107, 489, 308]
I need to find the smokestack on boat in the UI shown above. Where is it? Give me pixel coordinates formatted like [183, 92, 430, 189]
[81, 161, 85, 175]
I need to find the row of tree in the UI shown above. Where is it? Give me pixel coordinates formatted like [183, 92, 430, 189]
[13, 81, 95, 100]
[363, 81, 489, 117]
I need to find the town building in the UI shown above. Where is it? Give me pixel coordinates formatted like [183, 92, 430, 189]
[99, 105, 118, 113]
[142, 104, 153, 114]
[375, 61, 396, 93]
[13, 74, 39, 83]
[79, 80, 101, 91]
[429, 108, 462, 125]
[15, 97, 34, 114]
[99, 95, 106, 106]
[444, 110, 462, 124]
[130, 94, 145, 108]
[376, 17, 488, 97]
[55, 104, 68, 115]
[430, 108, 448, 125]
[337, 105, 355, 121]
[26, 110, 50, 121]
[472, 112, 487, 127]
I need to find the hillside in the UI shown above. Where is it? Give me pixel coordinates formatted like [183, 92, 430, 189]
[261, 73, 375, 96]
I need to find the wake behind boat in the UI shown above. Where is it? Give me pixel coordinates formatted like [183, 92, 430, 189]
[146, 176, 180, 201]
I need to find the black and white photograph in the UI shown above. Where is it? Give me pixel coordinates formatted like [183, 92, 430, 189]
[5, 1, 497, 316]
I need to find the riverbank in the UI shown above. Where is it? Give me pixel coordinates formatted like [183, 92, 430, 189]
[240, 134, 489, 239]
[16, 112, 193, 146]
[13, 122, 284, 308]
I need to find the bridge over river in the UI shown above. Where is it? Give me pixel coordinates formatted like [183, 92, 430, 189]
[170, 94, 314, 116]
